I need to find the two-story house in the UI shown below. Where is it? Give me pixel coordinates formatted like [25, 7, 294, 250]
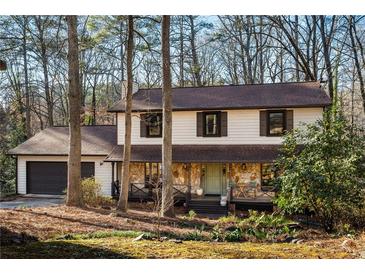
[9, 81, 331, 212]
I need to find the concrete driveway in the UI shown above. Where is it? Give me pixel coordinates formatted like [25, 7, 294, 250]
[0, 196, 64, 209]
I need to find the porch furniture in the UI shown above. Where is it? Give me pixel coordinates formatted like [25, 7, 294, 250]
[246, 181, 258, 198]
[235, 183, 247, 198]
[234, 181, 258, 199]
[196, 187, 203, 196]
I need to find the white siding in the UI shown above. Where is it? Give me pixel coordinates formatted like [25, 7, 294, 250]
[117, 108, 323, 145]
[17, 156, 112, 196]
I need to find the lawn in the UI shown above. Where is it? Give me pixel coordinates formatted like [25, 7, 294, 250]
[1, 204, 364, 259]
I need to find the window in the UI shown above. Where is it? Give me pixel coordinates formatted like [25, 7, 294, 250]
[146, 113, 162, 137]
[203, 112, 221, 137]
[144, 163, 161, 188]
[267, 111, 286, 136]
[261, 163, 276, 191]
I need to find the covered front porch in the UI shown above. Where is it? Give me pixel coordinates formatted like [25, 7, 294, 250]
[110, 161, 276, 212]
[105, 144, 280, 213]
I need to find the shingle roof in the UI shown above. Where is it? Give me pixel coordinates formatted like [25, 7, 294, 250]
[108, 81, 331, 112]
[105, 145, 283, 163]
[8, 126, 117, 156]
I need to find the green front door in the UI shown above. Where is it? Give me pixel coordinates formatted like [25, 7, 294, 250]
[205, 163, 222, 195]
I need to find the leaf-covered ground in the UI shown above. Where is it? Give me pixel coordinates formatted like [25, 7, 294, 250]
[0, 205, 364, 259]
[1, 237, 351, 259]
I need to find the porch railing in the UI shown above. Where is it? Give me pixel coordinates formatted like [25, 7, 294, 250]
[228, 183, 277, 201]
[112, 181, 190, 205]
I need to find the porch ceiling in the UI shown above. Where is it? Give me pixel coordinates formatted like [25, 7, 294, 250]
[104, 144, 283, 163]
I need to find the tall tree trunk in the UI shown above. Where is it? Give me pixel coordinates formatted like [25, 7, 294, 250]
[22, 16, 31, 138]
[189, 16, 202, 87]
[349, 16, 365, 114]
[294, 15, 300, 81]
[161, 15, 175, 217]
[35, 16, 54, 126]
[119, 18, 125, 82]
[311, 16, 318, 80]
[66, 15, 82, 207]
[91, 74, 97, 125]
[319, 16, 335, 100]
[258, 16, 264, 84]
[117, 16, 134, 212]
[244, 16, 254, 84]
[179, 16, 184, 87]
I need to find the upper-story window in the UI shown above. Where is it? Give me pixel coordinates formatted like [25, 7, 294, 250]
[197, 111, 227, 137]
[203, 112, 221, 137]
[267, 110, 286, 136]
[140, 113, 162, 138]
[147, 113, 162, 137]
[260, 109, 293, 137]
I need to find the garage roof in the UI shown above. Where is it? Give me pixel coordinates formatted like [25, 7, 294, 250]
[8, 125, 117, 156]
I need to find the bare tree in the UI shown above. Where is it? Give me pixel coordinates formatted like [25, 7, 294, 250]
[319, 16, 336, 100]
[117, 16, 134, 212]
[161, 15, 174, 217]
[188, 16, 203, 87]
[66, 15, 82, 207]
[348, 16, 365, 113]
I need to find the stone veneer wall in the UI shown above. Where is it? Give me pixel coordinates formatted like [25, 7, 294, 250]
[129, 163, 145, 185]
[127, 162, 264, 197]
[127, 162, 202, 193]
[229, 163, 264, 198]
[229, 163, 261, 185]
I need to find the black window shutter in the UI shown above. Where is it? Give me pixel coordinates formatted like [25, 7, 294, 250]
[140, 114, 147, 137]
[286, 110, 294, 131]
[259, 110, 267, 136]
[197, 112, 203, 136]
[220, 112, 228, 136]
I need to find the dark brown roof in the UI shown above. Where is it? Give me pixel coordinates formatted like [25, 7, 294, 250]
[8, 126, 117, 156]
[108, 81, 331, 112]
[105, 145, 282, 163]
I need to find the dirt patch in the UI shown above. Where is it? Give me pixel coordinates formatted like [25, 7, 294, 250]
[0, 203, 212, 241]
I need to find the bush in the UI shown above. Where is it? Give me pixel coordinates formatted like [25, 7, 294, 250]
[0, 180, 15, 198]
[184, 224, 206, 241]
[275, 109, 365, 232]
[187, 210, 197, 220]
[211, 210, 297, 242]
[224, 228, 243, 242]
[80, 177, 116, 207]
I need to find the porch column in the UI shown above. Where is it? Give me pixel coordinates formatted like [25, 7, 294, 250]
[111, 162, 115, 196]
[148, 162, 153, 196]
[228, 163, 233, 202]
[186, 163, 192, 210]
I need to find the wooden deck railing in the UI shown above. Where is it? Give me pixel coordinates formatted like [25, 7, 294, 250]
[112, 181, 189, 204]
[228, 184, 277, 201]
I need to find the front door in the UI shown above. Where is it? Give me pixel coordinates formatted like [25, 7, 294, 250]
[205, 163, 222, 195]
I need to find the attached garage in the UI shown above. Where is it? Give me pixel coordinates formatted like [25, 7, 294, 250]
[26, 162, 95, 195]
[9, 126, 116, 196]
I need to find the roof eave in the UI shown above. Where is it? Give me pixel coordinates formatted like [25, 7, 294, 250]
[108, 103, 331, 113]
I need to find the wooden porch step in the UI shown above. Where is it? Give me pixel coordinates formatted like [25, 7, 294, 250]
[188, 200, 228, 216]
